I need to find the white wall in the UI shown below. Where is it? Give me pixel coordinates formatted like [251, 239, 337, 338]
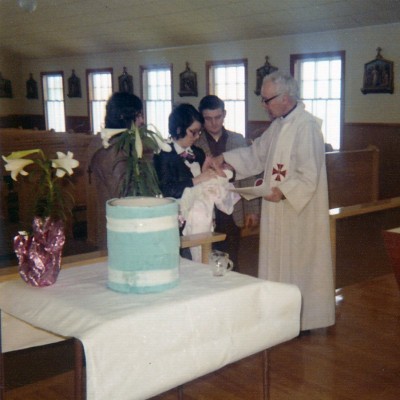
[2, 22, 400, 126]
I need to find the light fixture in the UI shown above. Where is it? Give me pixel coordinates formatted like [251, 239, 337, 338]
[17, 0, 38, 13]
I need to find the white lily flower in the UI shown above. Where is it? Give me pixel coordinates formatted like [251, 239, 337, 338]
[51, 151, 79, 178]
[5, 149, 41, 160]
[100, 128, 127, 149]
[146, 123, 163, 137]
[146, 124, 171, 153]
[153, 134, 172, 153]
[135, 126, 143, 158]
[2, 155, 34, 181]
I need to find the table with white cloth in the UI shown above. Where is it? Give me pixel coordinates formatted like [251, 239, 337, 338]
[0, 258, 301, 400]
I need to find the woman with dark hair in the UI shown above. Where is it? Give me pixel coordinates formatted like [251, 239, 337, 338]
[89, 92, 145, 248]
[153, 103, 217, 199]
[104, 92, 144, 129]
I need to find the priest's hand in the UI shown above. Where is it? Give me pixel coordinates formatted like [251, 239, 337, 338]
[264, 187, 285, 202]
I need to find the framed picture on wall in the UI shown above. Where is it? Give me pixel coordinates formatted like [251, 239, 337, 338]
[178, 62, 198, 97]
[0, 72, 12, 98]
[361, 48, 394, 94]
[68, 70, 82, 98]
[254, 56, 278, 96]
[118, 67, 134, 94]
[26, 73, 38, 99]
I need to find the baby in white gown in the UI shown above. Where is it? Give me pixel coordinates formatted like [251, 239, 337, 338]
[180, 169, 240, 262]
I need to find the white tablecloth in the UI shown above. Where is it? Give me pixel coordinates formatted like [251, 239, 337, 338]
[0, 258, 301, 400]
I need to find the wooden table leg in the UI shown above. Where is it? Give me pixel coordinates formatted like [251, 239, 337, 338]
[180, 232, 226, 264]
[329, 218, 337, 287]
[201, 243, 212, 265]
[177, 384, 184, 399]
[0, 313, 4, 400]
[74, 339, 85, 400]
[263, 349, 269, 400]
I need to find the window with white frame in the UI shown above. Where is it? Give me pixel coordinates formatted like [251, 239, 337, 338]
[291, 52, 345, 150]
[141, 66, 172, 138]
[41, 72, 66, 132]
[207, 60, 247, 136]
[87, 69, 113, 134]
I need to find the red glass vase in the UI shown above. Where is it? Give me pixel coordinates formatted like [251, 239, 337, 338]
[14, 217, 66, 287]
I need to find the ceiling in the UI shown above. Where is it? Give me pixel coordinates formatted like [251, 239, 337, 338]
[1, 0, 400, 60]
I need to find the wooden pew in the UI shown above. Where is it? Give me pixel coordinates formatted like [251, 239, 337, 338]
[329, 197, 400, 276]
[326, 146, 400, 280]
[325, 145, 379, 209]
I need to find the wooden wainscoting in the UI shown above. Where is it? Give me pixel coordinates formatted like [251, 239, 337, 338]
[0, 115, 91, 133]
[343, 122, 400, 199]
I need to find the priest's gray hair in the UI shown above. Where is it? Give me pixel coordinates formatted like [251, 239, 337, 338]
[263, 71, 299, 101]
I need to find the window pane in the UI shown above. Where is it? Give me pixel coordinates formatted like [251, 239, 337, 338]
[302, 81, 315, 99]
[225, 100, 245, 135]
[330, 79, 341, 98]
[42, 74, 65, 132]
[303, 99, 313, 111]
[226, 83, 236, 99]
[316, 61, 330, 80]
[208, 62, 246, 135]
[330, 60, 342, 80]
[326, 100, 341, 150]
[142, 67, 172, 137]
[316, 80, 329, 98]
[88, 71, 112, 134]
[237, 84, 245, 100]
[315, 99, 327, 119]
[216, 68, 226, 84]
[302, 62, 315, 80]
[295, 55, 342, 149]
[92, 101, 105, 134]
[215, 83, 226, 99]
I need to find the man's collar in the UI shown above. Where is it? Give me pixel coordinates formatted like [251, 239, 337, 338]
[281, 104, 297, 119]
[204, 127, 227, 142]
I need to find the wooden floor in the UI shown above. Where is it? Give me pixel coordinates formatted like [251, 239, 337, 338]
[3, 210, 400, 399]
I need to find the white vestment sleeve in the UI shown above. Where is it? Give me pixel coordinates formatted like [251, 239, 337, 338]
[279, 119, 325, 214]
[223, 129, 272, 180]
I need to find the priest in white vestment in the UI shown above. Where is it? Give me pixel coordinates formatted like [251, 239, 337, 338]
[215, 71, 335, 331]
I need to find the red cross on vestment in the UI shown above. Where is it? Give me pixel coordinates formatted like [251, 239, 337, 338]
[272, 163, 287, 181]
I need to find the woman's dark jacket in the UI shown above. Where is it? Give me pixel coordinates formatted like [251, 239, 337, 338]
[153, 145, 206, 199]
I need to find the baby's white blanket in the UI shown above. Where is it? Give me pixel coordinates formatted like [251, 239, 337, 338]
[180, 170, 240, 262]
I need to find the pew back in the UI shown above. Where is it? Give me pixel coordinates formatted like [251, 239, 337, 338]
[326, 145, 379, 209]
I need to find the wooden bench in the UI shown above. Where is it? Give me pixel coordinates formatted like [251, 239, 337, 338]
[326, 146, 400, 281]
[383, 227, 400, 289]
[325, 145, 379, 209]
[329, 197, 400, 276]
